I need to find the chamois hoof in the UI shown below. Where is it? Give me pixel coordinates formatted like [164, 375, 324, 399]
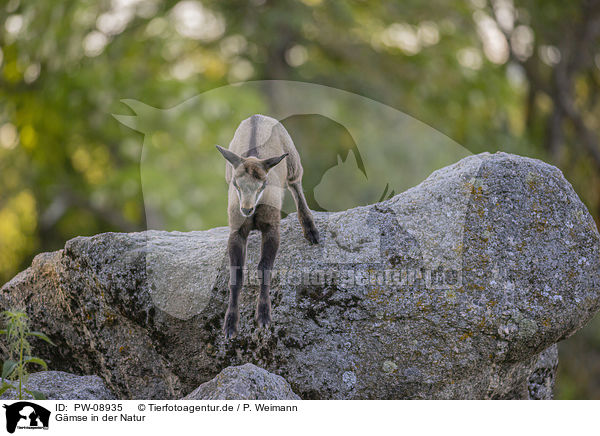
[304, 225, 320, 245]
[223, 309, 239, 339]
[256, 301, 271, 329]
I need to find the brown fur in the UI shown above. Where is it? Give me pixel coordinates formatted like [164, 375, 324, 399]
[217, 114, 319, 338]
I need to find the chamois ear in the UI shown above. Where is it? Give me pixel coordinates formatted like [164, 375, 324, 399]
[216, 145, 243, 168]
[261, 153, 288, 171]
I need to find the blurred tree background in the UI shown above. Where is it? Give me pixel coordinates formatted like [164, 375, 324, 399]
[1, 0, 600, 398]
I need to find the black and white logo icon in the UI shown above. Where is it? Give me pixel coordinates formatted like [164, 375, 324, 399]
[2, 402, 50, 433]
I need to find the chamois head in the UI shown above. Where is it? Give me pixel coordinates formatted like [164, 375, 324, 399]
[216, 145, 288, 217]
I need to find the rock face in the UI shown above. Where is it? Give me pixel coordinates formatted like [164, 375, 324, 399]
[184, 363, 300, 400]
[527, 345, 558, 400]
[1, 152, 599, 399]
[0, 371, 116, 400]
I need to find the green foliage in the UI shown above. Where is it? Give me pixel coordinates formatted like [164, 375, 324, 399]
[0, 310, 54, 400]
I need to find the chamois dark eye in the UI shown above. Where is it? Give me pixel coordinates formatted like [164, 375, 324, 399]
[233, 180, 239, 190]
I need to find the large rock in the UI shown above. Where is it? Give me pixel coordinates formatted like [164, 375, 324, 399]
[0, 371, 116, 400]
[184, 363, 300, 400]
[1, 152, 599, 399]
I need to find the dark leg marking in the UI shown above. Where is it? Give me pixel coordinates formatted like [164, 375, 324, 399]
[223, 222, 250, 338]
[289, 181, 319, 244]
[255, 205, 281, 329]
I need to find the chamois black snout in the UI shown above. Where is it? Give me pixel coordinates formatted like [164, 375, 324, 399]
[241, 207, 254, 216]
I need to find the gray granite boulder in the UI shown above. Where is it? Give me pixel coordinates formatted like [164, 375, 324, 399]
[0, 371, 116, 400]
[183, 363, 300, 400]
[1, 152, 598, 399]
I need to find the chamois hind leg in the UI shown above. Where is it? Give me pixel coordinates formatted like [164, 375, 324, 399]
[255, 205, 281, 329]
[288, 181, 319, 244]
[223, 225, 249, 338]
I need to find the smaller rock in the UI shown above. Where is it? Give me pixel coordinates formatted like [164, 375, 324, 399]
[0, 371, 116, 400]
[527, 345, 558, 400]
[183, 364, 301, 400]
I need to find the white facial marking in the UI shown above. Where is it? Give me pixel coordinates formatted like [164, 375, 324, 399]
[255, 186, 265, 206]
[233, 175, 266, 217]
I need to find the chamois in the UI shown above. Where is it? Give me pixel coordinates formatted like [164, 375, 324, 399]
[216, 114, 319, 338]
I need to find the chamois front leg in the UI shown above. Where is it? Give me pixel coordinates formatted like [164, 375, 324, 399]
[289, 181, 319, 244]
[223, 228, 248, 338]
[255, 207, 281, 329]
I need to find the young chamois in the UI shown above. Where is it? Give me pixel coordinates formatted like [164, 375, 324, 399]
[216, 114, 319, 338]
